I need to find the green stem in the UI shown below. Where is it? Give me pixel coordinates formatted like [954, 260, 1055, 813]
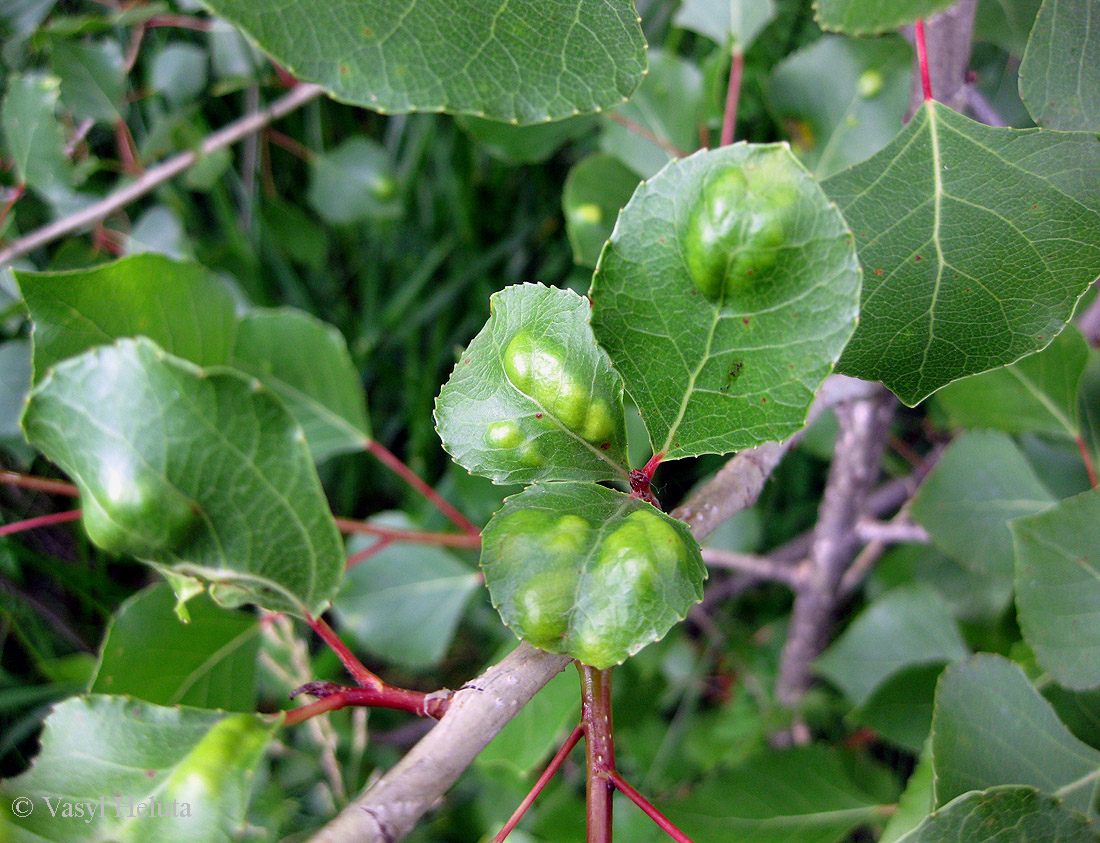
[579, 663, 615, 843]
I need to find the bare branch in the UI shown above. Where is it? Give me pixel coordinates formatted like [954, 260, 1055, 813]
[1078, 279, 1100, 346]
[701, 547, 802, 586]
[854, 518, 929, 544]
[0, 83, 325, 267]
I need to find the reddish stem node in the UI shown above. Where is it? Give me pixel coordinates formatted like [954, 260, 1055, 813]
[0, 509, 83, 537]
[914, 19, 934, 101]
[607, 770, 696, 843]
[493, 723, 585, 842]
[283, 682, 451, 726]
[1077, 436, 1099, 488]
[366, 439, 480, 536]
[305, 614, 383, 690]
[720, 50, 744, 147]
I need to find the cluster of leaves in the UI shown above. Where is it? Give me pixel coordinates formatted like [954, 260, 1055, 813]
[0, 0, 1099, 842]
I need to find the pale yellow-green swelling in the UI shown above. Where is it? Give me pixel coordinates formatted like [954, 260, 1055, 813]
[511, 568, 576, 649]
[486, 420, 524, 449]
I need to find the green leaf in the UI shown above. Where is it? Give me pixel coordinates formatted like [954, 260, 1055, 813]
[813, 0, 958, 35]
[1, 73, 72, 200]
[21, 337, 345, 616]
[767, 35, 912, 179]
[814, 585, 968, 707]
[673, 0, 777, 50]
[89, 583, 260, 712]
[232, 308, 371, 463]
[50, 39, 126, 123]
[1019, 0, 1100, 131]
[456, 114, 596, 165]
[16, 254, 238, 380]
[599, 49, 702, 178]
[911, 432, 1054, 593]
[880, 741, 934, 843]
[435, 283, 629, 485]
[1013, 486, 1100, 690]
[897, 786, 1099, 843]
[826, 102, 1100, 406]
[148, 43, 208, 107]
[974, 0, 1043, 55]
[481, 483, 704, 669]
[0, 696, 275, 843]
[563, 153, 639, 268]
[331, 513, 479, 670]
[197, 0, 646, 124]
[590, 144, 860, 460]
[0, 340, 31, 440]
[306, 137, 401, 224]
[936, 326, 1088, 437]
[665, 746, 891, 843]
[931, 654, 1100, 814]
[854, 663, 943, 754]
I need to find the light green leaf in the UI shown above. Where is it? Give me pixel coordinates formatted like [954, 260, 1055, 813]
[673, 0, 777, 50]
[1019, 0, 1100, 131]
[331, 513, 479, 669]
[1, 73, 72, 200]
[825, 102, 1100, 406]
[898, 786, 1099, 843]
[936, 326, 1088, 437]
[767, 35, 912, 178]
[0, 340, 31, 440]
[481, 483, 704, 669]
[880, 741, 934, 843]
[436, 283, 629, 485]
[814, 585, 967, 707]
[813, 0, 958, 35]
[975, 0, 1044, 55]
[1013, 486, 1100, 690]
[16, 254, 237, 380]
[232, 308, 371, 463]
[665, 746, 892, 843]
[0, 696, 275, 843]
[306, 137, 400, 224]
[911, 432, 1054, 593]
[931, 654, 1100, 814]
[50, 39, 126, 123]
[148, 43, 208, 106]
[563, 153, 639, 267]
[599, 49, 702, 178]
[124, 205, 189, 259]
[197, 0, 646, 124]
[22, 337, 345, 616]
[90, 582, 261, 712]
[457, 114, 596, 165]
[590, 144, 860, 460]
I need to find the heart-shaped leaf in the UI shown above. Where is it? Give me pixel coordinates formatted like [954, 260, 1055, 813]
[22, 337, 344, 616]
[1019, 0, 1100, 132]
[825, 102, 1100, 406]
[481, 482, 704, 669]
[436, 283, 629, 485]
[198, 0, 646, 125]
[590, 144, 860, 460]
[673, 0, 777, 50]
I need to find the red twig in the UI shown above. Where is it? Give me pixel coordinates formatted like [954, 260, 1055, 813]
[334, 518, 482, 548]
[114, 119, 143, 175]
[580, 665, 615, 843]
[493, 723, 585, 842]
[283, 681, 451, 726]
[366, 439, 481, 536]
[345, 537, 395, 568]
[305, 614, 383, 690]
[1077, 436, 1099, 488]
[0, 184, 25, 236]
[0, 471, 79, 497]
[0, 509, 82, 537]
[146, 14, 212, 30]
[720, 51, 744, 147]
[607, 770, 696, 843]
[605, 112, 689, 159]
[914, 19, 934, 101]
[264, 128, 316, 163]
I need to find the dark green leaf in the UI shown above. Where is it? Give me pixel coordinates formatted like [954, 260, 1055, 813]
[563, 153, 639, 267]
[1013, 487, 1100, 690]
[673, 0, 776, 49]
[813, 0, 958, 35]
[331, 514, 479, 669]
[666, 746, 891, 843]
[0, 696, 275, 843]
[0, 340, 31, 440]
[456, 114, 596, 165]
[599, 49, 702, 178]
[481, 483, 704, 669]
[974, 0, 1044, 55]
[854, 663, 943, 753]
[197, 0, 646, 124]
[90, 583, 260, 711]
[1019, 0, 1100, 131]
[590, 144, 860, 459]
[1, 73, 72, 200]
[50, 39, 126, 123]
[826, 102, 1100, 405]
[897, 787, 1100, 843]
[436, 283, 629, 484]
[931, 654, 1100, 813]
[232, 308, 371, 462]
[814, 585, 967, 707]
[880, 742, 934, 843]
[16, 254, 237, 380]
[767, 35, 912, 178]
[22, 337, 345, 616]
[306, 137, 400, 224]
[936, 325, 1088, 437]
